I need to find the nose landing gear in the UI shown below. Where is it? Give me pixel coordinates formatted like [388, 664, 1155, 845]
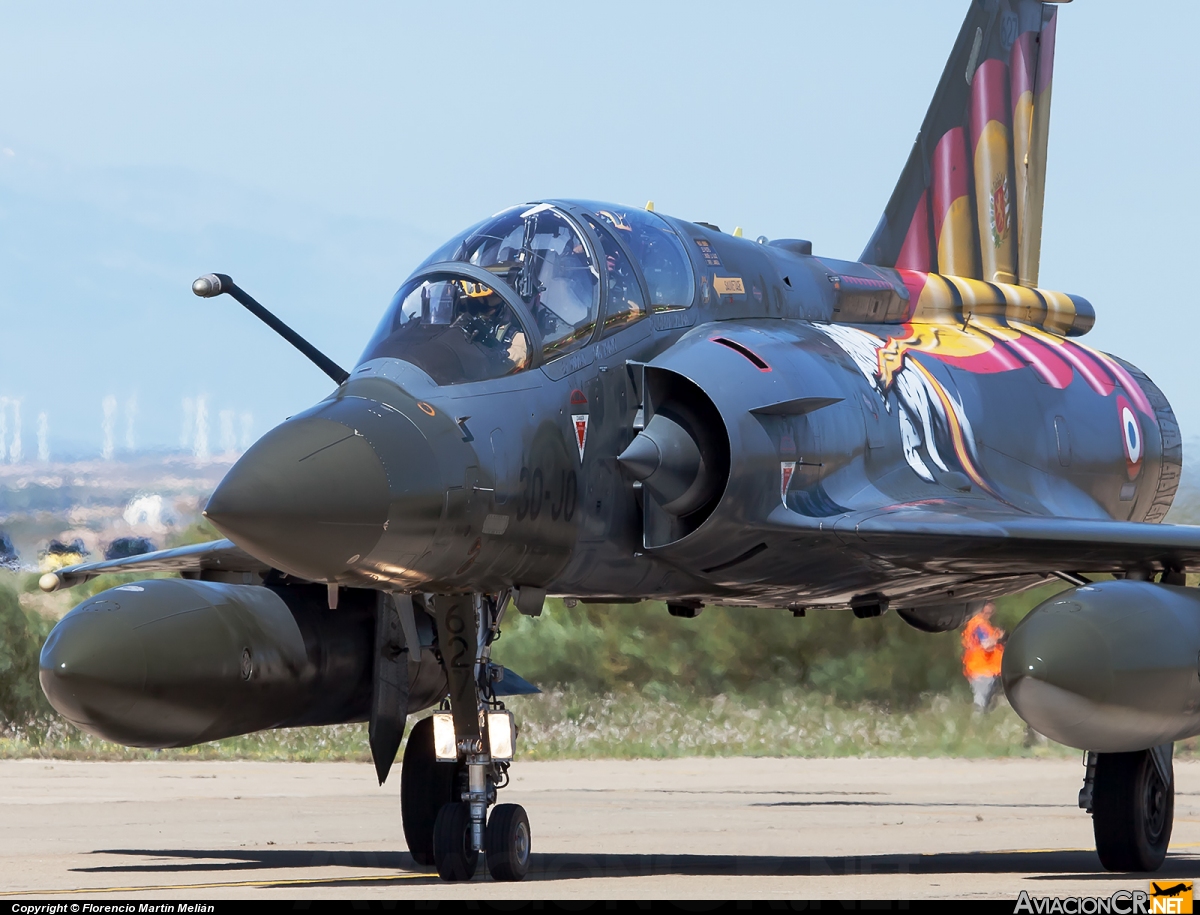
[1080, 744, 1174, 872]
[400, 592, 531, 882]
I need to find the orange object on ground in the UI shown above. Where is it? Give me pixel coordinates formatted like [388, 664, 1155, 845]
[962, 612, 1004, 678]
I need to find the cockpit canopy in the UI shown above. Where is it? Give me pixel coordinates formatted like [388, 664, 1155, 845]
[358, 201, 694, 385]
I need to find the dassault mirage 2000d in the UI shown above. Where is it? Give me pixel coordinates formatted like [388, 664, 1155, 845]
[36, 0, 1200, 881]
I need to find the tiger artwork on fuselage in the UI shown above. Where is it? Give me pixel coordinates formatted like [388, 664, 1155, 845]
[817, 311, 1157, 499]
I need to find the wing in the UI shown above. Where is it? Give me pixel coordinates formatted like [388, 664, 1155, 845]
[39, 539, 271, 591]
[767, 503, 1200, 577]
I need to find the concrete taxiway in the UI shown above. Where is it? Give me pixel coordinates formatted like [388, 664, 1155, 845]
[2, 756, 1199, 899]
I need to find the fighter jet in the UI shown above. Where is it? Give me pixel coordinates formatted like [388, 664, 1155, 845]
[35, 0, 1200, 881]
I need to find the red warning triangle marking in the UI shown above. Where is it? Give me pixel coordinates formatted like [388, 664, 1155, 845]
[780, 461, 796, 504]
[572, 414, 589, 461]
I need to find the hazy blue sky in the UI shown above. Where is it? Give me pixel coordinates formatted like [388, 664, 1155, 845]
[0, 1, 1196, 458]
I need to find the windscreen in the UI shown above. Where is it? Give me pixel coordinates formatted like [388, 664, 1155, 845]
[358, 276, 530, 384]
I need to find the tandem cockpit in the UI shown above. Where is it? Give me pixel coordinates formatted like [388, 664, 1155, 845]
[358, 201, 695, 385]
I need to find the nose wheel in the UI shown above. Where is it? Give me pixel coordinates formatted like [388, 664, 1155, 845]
[411, 592, 531, 882]
[1081, 745, 1174, 872]
[430, 799, 532, 882]
[486, 803, 532, 881]
[432, 801, 478, 880]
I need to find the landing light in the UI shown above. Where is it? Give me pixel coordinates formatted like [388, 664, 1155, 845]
[433, 713, 456, 760]
[488, 711, 516, 761]
[432, 710, 516, 762]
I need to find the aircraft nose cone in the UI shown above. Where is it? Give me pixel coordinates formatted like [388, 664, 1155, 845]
[39, 601, 146, 730]
[205, 416, 389, 581]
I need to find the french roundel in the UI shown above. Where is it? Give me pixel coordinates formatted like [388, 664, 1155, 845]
[1116, 394, 1142, 479]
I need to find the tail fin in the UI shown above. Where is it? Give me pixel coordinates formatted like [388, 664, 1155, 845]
[860, 1, 1063, 287]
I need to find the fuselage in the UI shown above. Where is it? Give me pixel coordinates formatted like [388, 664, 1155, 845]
[204, 200, 1180, 611]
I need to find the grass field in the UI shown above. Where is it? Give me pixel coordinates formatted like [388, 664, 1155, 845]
[0, 685, 1079, 763]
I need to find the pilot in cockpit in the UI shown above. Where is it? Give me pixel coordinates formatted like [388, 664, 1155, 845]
[452, 280, 529, 372]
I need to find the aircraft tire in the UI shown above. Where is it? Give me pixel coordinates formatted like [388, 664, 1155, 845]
[432, 802, 478, 881]
[401, 716, 463, 866]
[1093, 750, 1173, 872]
[485, 803, 531, 882]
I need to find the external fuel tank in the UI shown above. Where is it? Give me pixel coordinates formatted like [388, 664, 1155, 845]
[1003, 580, 1200, 752]
[39, 578, 445, 748]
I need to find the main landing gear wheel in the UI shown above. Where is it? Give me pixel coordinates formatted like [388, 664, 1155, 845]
[433, 801, 479, 881]
[1093, 750, 1173, 872]
[486, 803, 531, 881]
[400, 716, 464, 867]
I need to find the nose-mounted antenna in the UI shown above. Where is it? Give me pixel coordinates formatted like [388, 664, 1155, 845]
[192, 273, 350, 385]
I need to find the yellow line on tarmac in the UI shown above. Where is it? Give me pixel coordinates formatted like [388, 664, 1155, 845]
[0, 871, 434, 897]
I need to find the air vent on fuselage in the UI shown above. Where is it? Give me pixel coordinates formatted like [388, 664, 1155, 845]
[711, 337, 770, 372]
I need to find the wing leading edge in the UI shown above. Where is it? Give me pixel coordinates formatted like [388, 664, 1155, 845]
[768, 503, 1200, 577]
